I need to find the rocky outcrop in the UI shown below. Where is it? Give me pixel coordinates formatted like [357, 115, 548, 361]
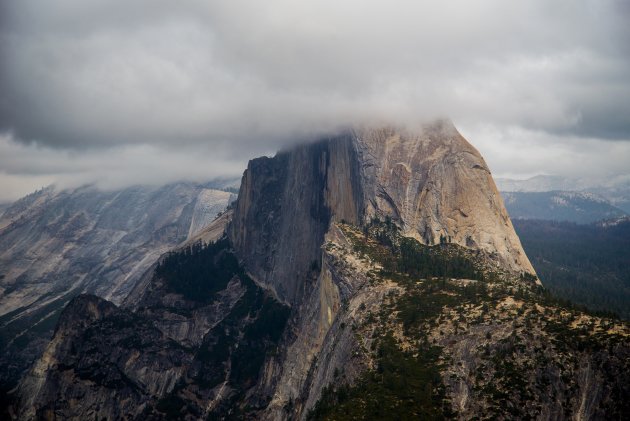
[229, 135, 363, 305]
[15, 294, 185, 420]
[229, 121, 534, 307]
[16, 121, 581, 420]
[276, 222, 630, 420]
[220, 121, 539, 419]
[256, 224, 401, 419]
[122, 209, 235, 309]
[16, 293, 196, 420]
[0, 182, 232, 394]
[15, 240, 290, 420]
[353, 121, 535, 275]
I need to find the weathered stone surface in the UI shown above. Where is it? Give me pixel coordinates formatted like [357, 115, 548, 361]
[14, 239, 290, 420]
[122, 209, 234, 309]
[229, 122, 534, 308]
[0, 182, 232, 393]
[353, 121, 535, 275]
[15, 294, 194, 420]
[229, 135, 363, 305]
[258, 224, 401, 420]
[220, 122, 538, 419]
[15, 121, 569, 421]
[291, 223, 630, 420]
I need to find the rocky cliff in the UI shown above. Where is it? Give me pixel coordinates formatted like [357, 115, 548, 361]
[12, 122, 630, 420]
[224, 119, 540, 418]
[352, 122, 534, 275]
[229, 134, 363, 305]
[229, 120, 534, 307]
[0, 183, 233, 396]
[15, 239, 290, 420]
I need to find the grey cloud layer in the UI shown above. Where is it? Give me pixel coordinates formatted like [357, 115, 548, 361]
[1, 0, 629, 201]
[0, 133, 246, 203]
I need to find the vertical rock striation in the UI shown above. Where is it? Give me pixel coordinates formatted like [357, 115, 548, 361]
[0, 182, 232, 397]
[229, 134, 364, 305]
[353, 121, 535, 275]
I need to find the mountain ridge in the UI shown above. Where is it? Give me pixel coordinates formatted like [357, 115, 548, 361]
[502, 191, 627, 224]
[496, 174, 630, 213]
[0, 182, 233, 397]
[11, 122, 630, 420]
[229, 121, 535, 306]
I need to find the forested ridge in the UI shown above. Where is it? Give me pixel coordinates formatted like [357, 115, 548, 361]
[513, 219, 630, 319]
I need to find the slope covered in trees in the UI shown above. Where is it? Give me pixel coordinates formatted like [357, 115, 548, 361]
[513, 219, 630, 319]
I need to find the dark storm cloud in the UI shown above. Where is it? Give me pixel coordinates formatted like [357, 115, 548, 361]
[1, 0, 629, 201]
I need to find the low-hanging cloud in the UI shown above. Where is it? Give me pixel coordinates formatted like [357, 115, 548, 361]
[0, 132, 246, 203]
[1, 0, 629, 201]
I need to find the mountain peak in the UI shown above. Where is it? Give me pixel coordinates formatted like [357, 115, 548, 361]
[16, 122, 630, 421]
[229, 121, 535, 304]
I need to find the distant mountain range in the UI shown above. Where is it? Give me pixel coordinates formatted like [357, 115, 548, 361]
[496, 174, 630, 213]
[497, 177, 630, 323]
[501, 191, 627, 224]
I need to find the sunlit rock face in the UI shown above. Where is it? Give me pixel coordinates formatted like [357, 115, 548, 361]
[353, 121, 535, 275]
[222, 120, 538, 419]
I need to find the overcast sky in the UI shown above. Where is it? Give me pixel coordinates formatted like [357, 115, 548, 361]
[1, 0, 629, 202]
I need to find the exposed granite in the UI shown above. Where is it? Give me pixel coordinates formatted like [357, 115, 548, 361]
[229, 122, 534, 308]
[352, 121, 535, 275]
[15, 241, 290, 420]
[0, 183, 231, 395]
[229, 135, 363, 305]
[14, 122, 568, 420]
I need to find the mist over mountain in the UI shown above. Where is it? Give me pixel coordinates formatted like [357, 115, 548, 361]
[2, 1, 630, 201]
[1, 1, 629, 418]
[9, 124, 629, 420]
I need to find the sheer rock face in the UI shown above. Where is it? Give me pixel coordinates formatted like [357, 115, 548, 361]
[229, 121, 535, 305]
[353, 121, 535, 275]
[15, 250, 288, 421]
[220, 121, 537, 419]
[0, 183, 232, 317]
[13, 121, 542, 420]
[15, 294, 197, 421]
[13, 121, 630, 421]
[228, 135, 364, 305]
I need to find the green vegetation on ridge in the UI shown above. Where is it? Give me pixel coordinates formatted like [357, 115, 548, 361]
[309, 220, 494, 420]
[147, 238, 291, 419]
[309, 220, 630, 420]
[156, 238, 241, 302]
